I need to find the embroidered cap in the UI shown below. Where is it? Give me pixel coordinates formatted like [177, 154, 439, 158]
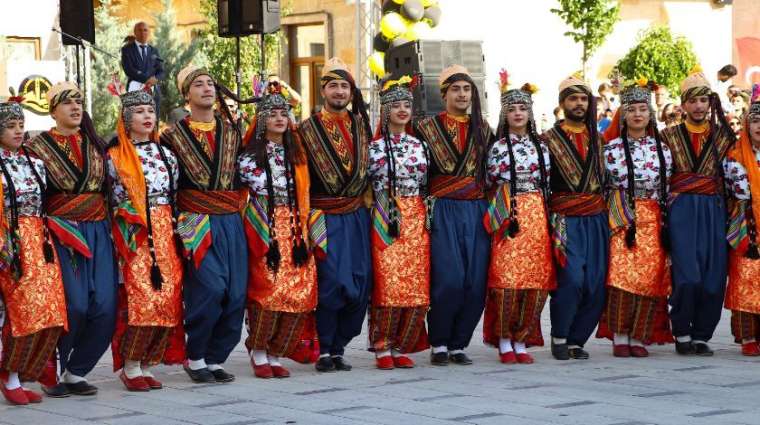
[177, 65, 213, 97]
[46, 81, 83, 112]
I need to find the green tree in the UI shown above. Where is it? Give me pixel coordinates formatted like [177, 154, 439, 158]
[196, 0, 281, 98]
[551, 0, 620, 77]
[152, 0, 203, 122]
[91, 0, 129, 136]
[613, 26, 697, 95]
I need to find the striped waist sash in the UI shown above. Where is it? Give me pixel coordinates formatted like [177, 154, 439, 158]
[550, 193, 606, 217]
[46, 193, 107, 221]
[670, 173, 721, 195]
[310, 196, 364, 214]
[429, 176, 485, 200]
[177, 190, 245, 214]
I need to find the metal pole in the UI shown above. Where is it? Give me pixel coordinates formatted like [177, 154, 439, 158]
[260, 33, 266, 80]
[84, 44, 92, 114]
[236, 36, 242, 100]
[75, 44, 81, 87]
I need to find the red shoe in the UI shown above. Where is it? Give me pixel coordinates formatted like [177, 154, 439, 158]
[613, 344, 631, 357]
[516, 352, 534, 364]
[499, 351, 517, 364]
[143, 376, 163, 389]
[119, 371, 150, 392]
[253, 363, 274, 379]
[271, 365, 291, 378]
[630, 346, 649, 358]
[1, 384, 29, 405]
[376, 356, 395, 370]
[392, 356, 415, 368]
[23, 389, 42, 403]
[741, 342, 760, 356]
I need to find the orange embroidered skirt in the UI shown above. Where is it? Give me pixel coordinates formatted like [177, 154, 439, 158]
[248, 206, 318, 313]
[371, 196, 430, 308]
[122, 205, 183, 327]
[725, 251, 760, 315]
[0, 217, 67, 337]
[487, 192, 555, 291]
[607, 199, 670, 298]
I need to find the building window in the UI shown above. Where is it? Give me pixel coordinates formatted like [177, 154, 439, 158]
[289, 23, 325, 120]
[4, 37, 41, 61]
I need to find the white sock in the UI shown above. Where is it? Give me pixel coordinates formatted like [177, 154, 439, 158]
[676, 335, 691, 343]
[391, 349, 403, 358]
[692, 340, 707, 346]
[432, 345, 448, 354]
[141, 367, 155, 378]
[188, 359, 207, 371]
[449, 349, 464, 355]
[499, 338, 513, 354]
[630, 338, 644, 348]
[613, 333, 630, 346]
[319, 353, 330, 359]
[206, 363, 223, 372]
[330, 354, 343, 359]
[251, 350, 268, 366]
[62, 370, 86, 384]
[568, 345, 581, 350]
[376, 349, 392, 358]
[552, 337, 567, 345]
[513, 341, 527, 354]
[268, 356, 282, 367]
[4, 372, 21, 390]
[742, 337, 757, 344]
[124, 360, 143, 379]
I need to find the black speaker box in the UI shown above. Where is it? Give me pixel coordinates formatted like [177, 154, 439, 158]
[385, 40, 487, 117]
[59, 0, 95, 45]
[218, 0, 281, 37]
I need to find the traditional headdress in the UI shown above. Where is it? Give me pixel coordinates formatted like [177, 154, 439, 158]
[728, 84, 760, 259]
[319, 57, 372, 142]
[558, 72, 592, 103]
[380, 75, 414, 106]
[680, 65, 712, 103]
[120, 90, 155, 130]
[496, 68, 538, 139]
[177, 65, 212, 97]
[0, 100, 24, 128]
[46, 81, 83, 112]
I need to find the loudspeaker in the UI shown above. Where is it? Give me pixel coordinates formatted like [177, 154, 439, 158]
[218, 0, 281, 38]
[385, 40, 487, 117]
[59, 0, 95, 45]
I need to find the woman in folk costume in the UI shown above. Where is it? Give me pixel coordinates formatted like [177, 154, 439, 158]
[239, 82, 317, 379]
[368, 76, 430, 370]
[597, 80, 673, 357]
[0, 99, 67, 405]
[107, 90, 183, 391]
[723, 84, 760, 356]
[482, 72, 554, 364]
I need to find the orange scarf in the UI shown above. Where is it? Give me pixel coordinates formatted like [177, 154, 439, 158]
[730, 126, 760, 236]
[109, 116, 155, 226]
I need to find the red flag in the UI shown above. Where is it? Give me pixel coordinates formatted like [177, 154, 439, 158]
[736, 37, 760, 86]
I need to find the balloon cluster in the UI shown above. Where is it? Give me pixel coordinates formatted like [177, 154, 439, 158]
[369, 0, 442, 78]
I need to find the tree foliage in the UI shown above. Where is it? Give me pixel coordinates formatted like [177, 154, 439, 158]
[551, 0, 620, 76]
[614, 26, 697, 94]
[91, 0, 129, 136]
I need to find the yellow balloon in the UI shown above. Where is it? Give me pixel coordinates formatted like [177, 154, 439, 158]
[392, 0, 405, 4]
[380, 12, 407, 39]
[404, 20, 431, 41]
[421, 0, 437, 7]
[369, 51, 386, 78]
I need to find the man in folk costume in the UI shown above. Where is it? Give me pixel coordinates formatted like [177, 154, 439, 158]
[239, 82, 317, 379]
[597, 80, 674, 357]
[107, 90, 184, 391]
[660, 66, 735, 356]
[413, 65, 494, 366]
[161, 66, 247, 383]
[543, 74, 608, 361]
[368, 76, 430, 370]
[298, 58, 372, 372]
[723, 84, 760, 356]
[0, 99, 67, 405]
[482, 73, 554, 364]
[25, 82, 118, 396]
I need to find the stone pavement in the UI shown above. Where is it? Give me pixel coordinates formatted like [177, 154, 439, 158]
[2, 310, 759, 425]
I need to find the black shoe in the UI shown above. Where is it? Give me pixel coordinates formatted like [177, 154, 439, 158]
[211, 368, 235, 382]
[449, 352, 473, 365]
[551, 342, 570, 360]
[315, 356, 336, 372]
[64, 381, 98, 396]
[675, 341, 695, 355]
[331, 356, 352, 371]
[41, 383, 70, 398]
[183, 365, 216, 383]
[568, 347, 590, 360]
[693, 342, 714, 356]
[430, 352, 449, 366]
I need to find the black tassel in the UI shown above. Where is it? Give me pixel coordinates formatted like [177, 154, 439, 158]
[625, 223, 637, 248]
[266, 239, 281, 272]
[388, 218, 400, 238]
[747, 243, 760, 260]
[150, 263, 163, 290]
[508, 218, 520, 238]
[292, 237, 309, 267]
[661, 226, 671, 253]
[43, 241, 55, 263]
